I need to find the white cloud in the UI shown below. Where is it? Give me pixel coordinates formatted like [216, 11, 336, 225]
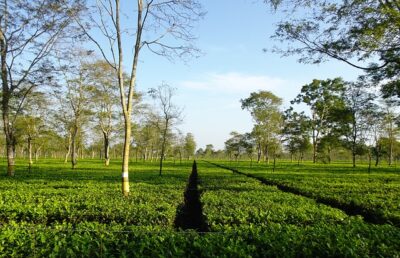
[179, 72, 286, 94]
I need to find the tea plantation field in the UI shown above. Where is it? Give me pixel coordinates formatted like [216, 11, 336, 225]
[213, 161, 400, 226]
[0, 159, 399, 257]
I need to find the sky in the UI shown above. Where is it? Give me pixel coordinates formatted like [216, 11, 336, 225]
[91, 0, 364, 150]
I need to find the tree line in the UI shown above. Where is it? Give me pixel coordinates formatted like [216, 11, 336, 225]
[219, 77, 399, 170]
[0, 65, 197, 169]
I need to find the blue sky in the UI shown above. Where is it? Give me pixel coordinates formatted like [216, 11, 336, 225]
[93, 0, 364, 150]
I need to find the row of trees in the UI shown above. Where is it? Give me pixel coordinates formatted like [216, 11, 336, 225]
[223, 77, 399, 168]
[2, 68, 197, 170]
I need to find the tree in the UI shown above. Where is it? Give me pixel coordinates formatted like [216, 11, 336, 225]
[184, 133, 196, 160]
[225, 132, 244, 161]
[80, 0, 204, 196]
[14, 91, 49, 169]
[204, 144, 215, 158]
[54, 51, 92, 169]
[195, 148, 204, 158]
[85, 60, 120, 166]
[0, 0, 84, 176]
[292, 78, 345, 163]
[380, 99, 400, 166]
[149, 84, 182, 176]
[341, 79, 377, 167]
[282, 107, 311, 163]
[266, 1, 400, 90]
[241, 133, 257, 167]
[241, 91, 283, 163]
[135, 112, 161, 162]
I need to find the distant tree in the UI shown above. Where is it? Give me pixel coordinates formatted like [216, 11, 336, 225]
[363, 107, 385, 168]
[340, 79, 377, 167]
[54, 50, 92, 169]
[380, 100, 400, 166]
[242, 133, 257, 166]
[195, 148, 205, 158]
[292, 78, 345, 163]
[184, 133, 196, 160]
[204, 144, 215, 158]
[241, 91, 283, 163]
[170, 133, 182, 164]
[149, 84, 182, 175]
[282, 107, 311, 163]
[14, 91, 49, 169]
[225, 132, 244, 161]
[85, 60, 120, 166]
[136, 113, 161, 162]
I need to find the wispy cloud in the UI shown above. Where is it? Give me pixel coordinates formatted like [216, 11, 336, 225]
[179, 72, 286, 94]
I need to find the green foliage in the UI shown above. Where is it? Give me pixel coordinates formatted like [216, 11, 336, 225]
[1, 159, 399, 257]
[218, 160, 400, 226]
[184, 133, 196, 159]
[198, 162, 400, 257]
[267, 0, 400, 100]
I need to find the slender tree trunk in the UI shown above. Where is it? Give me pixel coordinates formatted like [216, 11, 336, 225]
[121, 115, 131, 196]
[103, 132, 110, 166]
[28, 136, 33, 171]
[116, 0, 144, 196]
[1, 28, 15, 176]
[389, 138, 393, 166]
[64, 132, 72, 163]
[5, 142, 15, 176]
[272, 155, 276, 172]
[264, 145, 269, 164]
[368, 151, 372, 173]
[312, 128, 317, 163]
[375, 143, 381, 166]
[312, 142, 317, 163]
[257, 142, 261, 163]
[159, 121, 169, 176]
[71, 125, 78, 169]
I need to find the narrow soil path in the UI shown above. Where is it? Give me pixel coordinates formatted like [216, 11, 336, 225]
[174, 161, 209, 232]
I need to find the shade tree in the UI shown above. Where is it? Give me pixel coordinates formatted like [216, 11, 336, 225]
[282, 107, 311, 164]
[340, 78, 377, 167]
[183, 133, 196, 160]
[291, 78, 346, 163]
[85, 60, 121, 166]
[241, 91, 283, 163]
[148, 84, 183, 175]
